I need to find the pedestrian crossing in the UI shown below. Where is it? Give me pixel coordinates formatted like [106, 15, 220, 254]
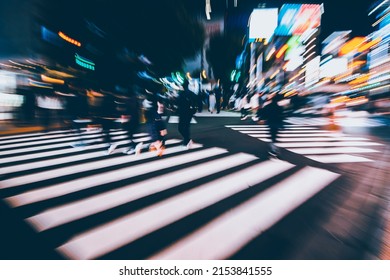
[0, 128, 341, 259]
[226, 124, 383, 164]
[286, 116, 385, 127]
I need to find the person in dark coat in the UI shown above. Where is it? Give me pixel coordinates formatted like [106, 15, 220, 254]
[117, 88, 142, 155]
[177, 79, 197, 148]
[261, 93, 284, 157]
[92, 91, 119, 154]
[214, 85, 222, 113]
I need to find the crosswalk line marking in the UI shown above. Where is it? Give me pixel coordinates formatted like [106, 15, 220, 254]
[288, 147, 381, 155]
[276, 137, 369, 142]
[0, 130, 129, 151]
[150, 166, 340, 260]
[168, 116, 197, 124]
[225, 125, 318, 128]
[0, 130, 100, 146]
[0, 136, 150, 165]
[306, 154, 374, 163]
[230, 128, 269, 131]
[233, 128, 330, 133]
[0, 134, 136, 157]
[0, 130, 148, 146]
[283, 127, 318, 130]
[279, 130, 329, 133]
[0, 129, 72, 141]
[27, 153, 259, 231]
[4, 146, 225, 206]
[247, 133, 345, 137]
[0, 139, 181, 176]
[1, 140, 200, 191]
[56, 160, 294, 260]
[258, 138, 272, 142]
[276, 141, 383, 148]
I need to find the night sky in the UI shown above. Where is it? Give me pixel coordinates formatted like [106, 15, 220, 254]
[212, 0, 374, 41]
[320, 1, 373, 39]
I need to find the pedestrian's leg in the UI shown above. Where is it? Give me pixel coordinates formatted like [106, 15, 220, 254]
[178, 114, 191, 145]
[269, 125, 279, 156]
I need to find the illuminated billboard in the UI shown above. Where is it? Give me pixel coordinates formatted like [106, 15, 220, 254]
[320, 58, 348, 78]
[275, 4, 323, 36]
[305, 56, 320, 87]
[249, 8, 278, 41]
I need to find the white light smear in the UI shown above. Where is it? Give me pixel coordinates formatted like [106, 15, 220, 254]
[150, 167, 340, 260]
[277, 141, 383, 148]
[0, 130, 127, 151]
[5, 146, 224, 206]
[336, 118, 385, 127]
[0, 134, 133, 157]
[27, 153, 258, 231]
[306, 154, 373, 163]
[288, 147, 380, 155]
[56, 160, 294, 260]
[0, 139, 180, 176]
[0, 136, 150, 165]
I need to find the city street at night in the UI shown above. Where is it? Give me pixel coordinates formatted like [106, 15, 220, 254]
[1, 0, 390, 267]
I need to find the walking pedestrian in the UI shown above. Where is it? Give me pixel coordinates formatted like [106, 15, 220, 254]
[208, 91, 216, 113]
[177, 79, 197, 149]
[143, 86, 165, 156]
[118, 88, 143, 155]
[260, 93, 284, 157]
[91, 91, 118, 155]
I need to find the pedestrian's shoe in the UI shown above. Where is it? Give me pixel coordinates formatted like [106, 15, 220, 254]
[252, 116, 259, 121]
[124, 148, 135, 155]
[186, 140, 194, 150]
[135, 142, 143, 155]
[268, 151, 279, 159]
[149, 141, 159, 151]
[70, 142, 85, 148]
[106, 143, 117, 155]
[156, 145, 165, 157]
[240, 116, 248, 120]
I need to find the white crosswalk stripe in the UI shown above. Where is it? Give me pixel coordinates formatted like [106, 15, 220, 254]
[27, 153, 259, 231]
[286, 116, 385, 127]
[57, 160, 294, 260]
[151, 166, 340, 260]
[0, 128, 342, 260]
[168, 116, 197, 124]
[227, 124, 383, 163]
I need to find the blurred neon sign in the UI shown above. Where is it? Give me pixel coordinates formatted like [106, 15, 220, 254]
[75, 53, 95, 70]
[248, 8, 278, 41]
[59, 31, 81, 47]
[275, 4, 323, 36]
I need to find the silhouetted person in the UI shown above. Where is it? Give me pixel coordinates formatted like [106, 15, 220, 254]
[261, 94, 284, 157]
[214, 85, 222, 113]
[118, 89, 142, 155]
[177, 79, 197, 148]
[92, 91, 118, 154]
